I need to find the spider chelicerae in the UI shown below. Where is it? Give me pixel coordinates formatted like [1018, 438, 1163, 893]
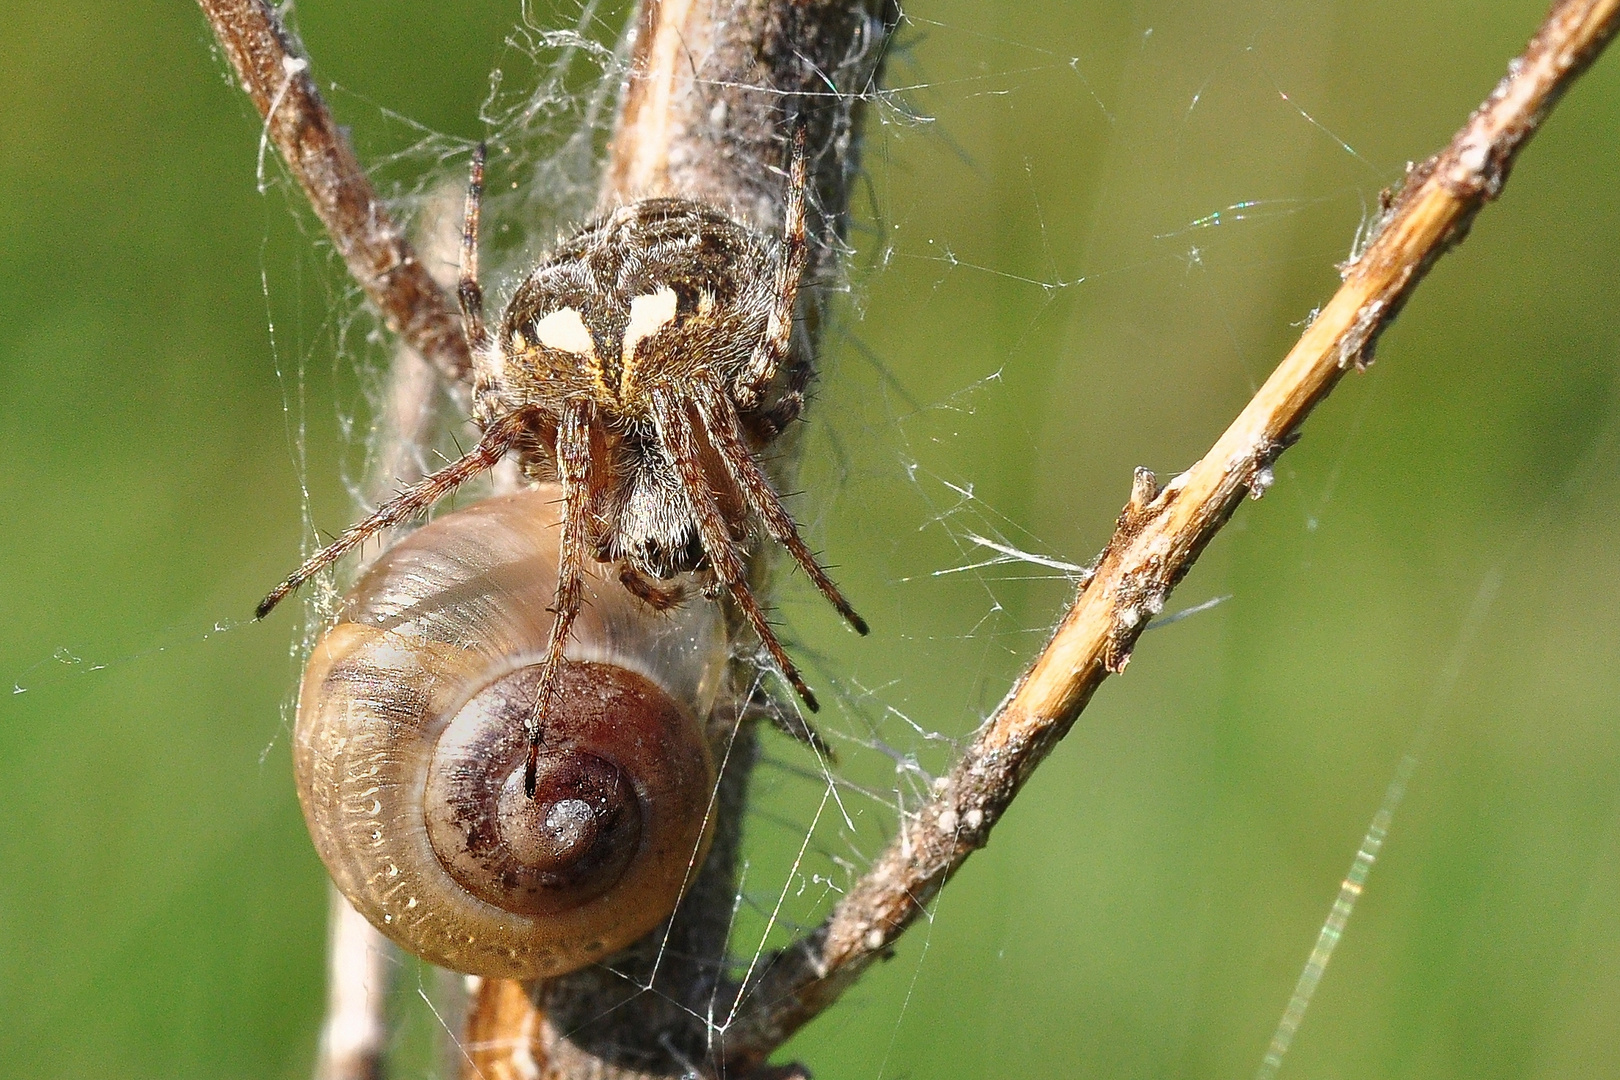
[258, 130, 867, 791]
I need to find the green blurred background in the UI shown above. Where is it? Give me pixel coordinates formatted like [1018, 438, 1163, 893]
[4, 0, 1620, 1076]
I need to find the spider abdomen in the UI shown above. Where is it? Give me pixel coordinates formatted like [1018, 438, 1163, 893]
[498, 197, 782, 420]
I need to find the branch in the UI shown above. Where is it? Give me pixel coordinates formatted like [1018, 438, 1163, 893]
[510, 2, 899, 1076]
[718, 0, 1620, 1063]
[312, 888, 391, 1080]
[197, 0, 471, 383]
[603, 0, 899, 290]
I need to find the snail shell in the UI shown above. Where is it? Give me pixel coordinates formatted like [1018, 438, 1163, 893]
[295, 485, 725, 979]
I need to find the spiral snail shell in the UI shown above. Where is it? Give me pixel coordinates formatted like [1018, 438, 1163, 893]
[294, 485, 726, 979]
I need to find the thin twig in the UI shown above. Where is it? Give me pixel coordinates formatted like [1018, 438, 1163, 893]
[312, 887, 392, 1080]
[717, 0, 1620, 1063]
[197, 0, 471, 382]
[460, 977, 545, 1080]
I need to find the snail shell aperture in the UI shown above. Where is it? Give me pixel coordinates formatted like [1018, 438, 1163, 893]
[294, 485, 725, 978]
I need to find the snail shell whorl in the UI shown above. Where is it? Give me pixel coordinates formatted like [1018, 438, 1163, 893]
[295, 487, 724, 979]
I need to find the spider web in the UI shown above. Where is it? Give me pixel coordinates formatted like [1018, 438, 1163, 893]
[8, 1, 1620, 1078]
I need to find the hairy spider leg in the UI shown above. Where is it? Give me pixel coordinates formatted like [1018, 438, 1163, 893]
[255, 405, 541, 619]
[257, 144, 517, 621]
[754, 351, 814, 441]
[651, 387, 820, 712]
[691, 379, 867, 635]
[734, 127, 809, 411]
[523, 399, 593, 797]
[457, 142, 490, 354]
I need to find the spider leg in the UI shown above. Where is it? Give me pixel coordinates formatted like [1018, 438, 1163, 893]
[753, 354, 812, 441]
[741, 685, 837, 761]
[256, 405, 539, 619]
[523, 399, 593, 797]
[651, 387, 820, 712]
[458, 142, 490, 355]
[692, 380, 867, 635]
[734, 127, 808, 412]
[618, 563, 688, 612]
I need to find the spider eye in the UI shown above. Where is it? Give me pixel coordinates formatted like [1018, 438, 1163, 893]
[621, 287, 680, 362]
[532, 307, 596, 357]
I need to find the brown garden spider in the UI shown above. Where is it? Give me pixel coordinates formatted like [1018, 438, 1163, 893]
[257, 129, 867, 792]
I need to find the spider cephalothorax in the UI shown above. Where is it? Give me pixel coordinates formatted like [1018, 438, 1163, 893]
[488, 198, 799, 579]
[260, 132, 866, 791]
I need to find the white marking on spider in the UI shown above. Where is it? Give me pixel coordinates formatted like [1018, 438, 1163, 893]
[532, 306, 597, 356]
[621, 287, 680, 363]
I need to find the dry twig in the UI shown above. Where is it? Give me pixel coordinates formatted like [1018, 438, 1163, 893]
[198, 0, 471, 382]
[717, 0, 1620, 1064]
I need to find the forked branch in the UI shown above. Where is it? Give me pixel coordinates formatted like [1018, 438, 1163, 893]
[200, 0, 1620, 1073]
[717, 0, 1620, 1064]
[197, 0, 471, 382]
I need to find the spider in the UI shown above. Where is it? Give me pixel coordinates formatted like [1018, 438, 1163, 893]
[257, 130, 867, 792]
